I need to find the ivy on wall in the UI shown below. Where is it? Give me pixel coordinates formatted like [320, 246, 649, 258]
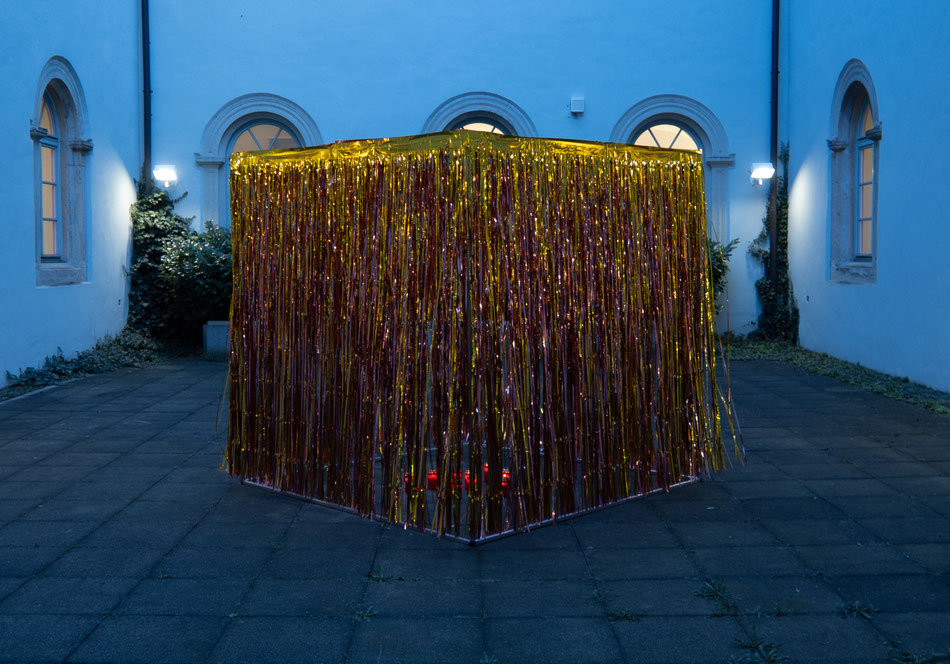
[128, 187, 232, 346]
[749, 143, 799, 342]
[127, 189, 190, 337]
[708, 237, 739, 313]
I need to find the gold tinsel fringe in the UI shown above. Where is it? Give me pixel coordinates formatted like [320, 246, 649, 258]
[226, 131, 739, 540]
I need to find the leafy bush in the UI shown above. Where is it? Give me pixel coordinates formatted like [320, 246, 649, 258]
[3, 329, 162, 396]
[127, 189, 232, 346]
[159, 224, 232, 345]
[128, 191, 190, 335]
[748, 144, 799, 342]
[707, 237, 739, 307]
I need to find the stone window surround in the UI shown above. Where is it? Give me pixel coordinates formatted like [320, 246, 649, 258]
[422, 91, 537, 137]
[196, 93, 322, 229]
[828, 59, 881, 284]
[611, 94, 735, 242]
[31, 56, 92, 287]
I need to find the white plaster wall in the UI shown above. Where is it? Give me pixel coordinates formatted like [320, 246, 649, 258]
[785, 1, 950, 391]
[148, 0, 775, 334]
[0, 2, 140, 385]
[5, 1, 834, 386]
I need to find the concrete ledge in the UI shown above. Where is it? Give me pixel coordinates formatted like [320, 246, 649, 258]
[202, 321, 229, 359]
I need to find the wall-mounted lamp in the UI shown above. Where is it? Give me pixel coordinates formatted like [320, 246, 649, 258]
[153, 165, 178, 188]
[570, 96, 585, 116]
[750, 162, 775, 185]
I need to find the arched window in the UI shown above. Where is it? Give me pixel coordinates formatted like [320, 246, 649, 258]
[38, 95, 61, 257]
[828, 60, 881, 283]
[854, 97, 875, 259]
[230, 121, 300, 153]
[632, 122, 702, 152]
[31, 57, 91, 286]
[197, 94, 321, 229]
[612, 95, 734, 241]
[449, 116, 511, 135]
[423, 92, 536, 137]
[217, 120, 301, 225]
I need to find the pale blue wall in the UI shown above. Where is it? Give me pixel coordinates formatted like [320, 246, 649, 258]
[784, 1, 950, 391]
[150, 0, 774, 335]
[0, 2, 140, 385]
[6, 1, 944, 393]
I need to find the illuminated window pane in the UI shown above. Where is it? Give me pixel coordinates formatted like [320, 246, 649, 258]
[458, 121, 505, 134]
[40, 100, 54, 135]
[250, 124, 279, 150]
[632, 129, 659, 147]
[860, 146, 873, 182]
[862, 104, 873, 134]
[43, 183, 57, 218]
[231, 123, 300, 154]
[232, 129, 260, 153]
[43, 219, 58, 255]
[860, 184, 873, 218]
[670, 131, 699, 151]
[633, 123, 700, 152]
[41, 146, 56, 182]
[650, 124, 682, 148]
[858, 218, 873, 255]
[271, 131, 297, 150]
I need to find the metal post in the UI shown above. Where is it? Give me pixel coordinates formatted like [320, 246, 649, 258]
[769, 0, 780, 317]
[141, 0, 152, 191]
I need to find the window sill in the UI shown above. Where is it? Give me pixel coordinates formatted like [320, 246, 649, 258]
[831, 260, 876, 284]
[36, 262, 87, 287]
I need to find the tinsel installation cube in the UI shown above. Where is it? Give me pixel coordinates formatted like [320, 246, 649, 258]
[225, 131, 738, 542]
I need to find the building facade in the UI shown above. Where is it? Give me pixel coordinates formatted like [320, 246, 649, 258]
[0, 2, 140, 387]
[2, 1, 947, 392]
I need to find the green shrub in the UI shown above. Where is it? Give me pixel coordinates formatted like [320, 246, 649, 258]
[4, 329, 162, 394]
[707, 237, 739, 308]
[748, 144, 799, 342]
[128, 191, 190, 336]
[159, 224, 232, 345]
[127, 189, 232, 347]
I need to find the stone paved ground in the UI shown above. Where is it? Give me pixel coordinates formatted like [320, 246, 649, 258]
[0, 359, 948, 663]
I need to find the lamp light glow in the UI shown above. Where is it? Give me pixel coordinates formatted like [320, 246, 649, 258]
[750, 162, 775, 185]
[153, 165, 177, 187]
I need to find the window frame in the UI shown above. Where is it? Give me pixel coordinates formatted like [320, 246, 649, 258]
[828, 59, 881, 284]
[853, 99, 875, 261]
[31, 57, 92, 287]
[38, 94, 62, 259]
[448, 113, 514, 136]
[611, 95, 734, 244]
[197, 94, 321, 229]
[422, 92, 536, 137]
[631, 120, 703, 152]
[228, 120, 302, 154]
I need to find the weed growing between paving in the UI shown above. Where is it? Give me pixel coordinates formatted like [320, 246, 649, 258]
[732, 627, 788, 663]
[839, 600, 876, 620]
[607, 609, 641, 623]
[354, 607, 377, 621]
[697, 578, 740, 617]
[889, 647, 950, 664]
[697, 579, 788, 662]
[695, 578, 948, 662]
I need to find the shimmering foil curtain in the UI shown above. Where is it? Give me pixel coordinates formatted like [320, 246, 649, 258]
[226, 131, 737, 541]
